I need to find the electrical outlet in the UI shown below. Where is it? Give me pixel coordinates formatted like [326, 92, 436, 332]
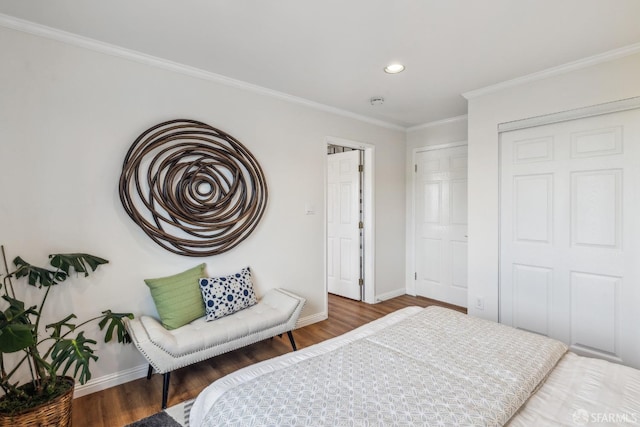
[475, 297, 484, 310]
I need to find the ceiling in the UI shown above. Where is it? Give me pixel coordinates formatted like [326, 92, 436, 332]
[1, 1, 640, 129]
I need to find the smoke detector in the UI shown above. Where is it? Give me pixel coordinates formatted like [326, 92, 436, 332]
[370, 96, 385, 106]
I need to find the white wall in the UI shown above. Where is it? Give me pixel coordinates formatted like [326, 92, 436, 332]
[404, 118, 468, 294]
[0, 26, 406, 394]
[406, 118, 468, 152]
[466, 52, 640, 321]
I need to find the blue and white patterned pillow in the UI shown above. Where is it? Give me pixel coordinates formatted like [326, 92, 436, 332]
[199, 267, 257, 321]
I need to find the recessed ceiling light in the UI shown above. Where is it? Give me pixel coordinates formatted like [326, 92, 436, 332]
[384, 63, 405, 74]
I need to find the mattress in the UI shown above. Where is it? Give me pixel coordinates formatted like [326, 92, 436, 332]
[189, 306, 593, 426]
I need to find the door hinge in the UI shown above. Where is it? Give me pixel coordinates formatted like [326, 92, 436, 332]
[358, 278, 364, 286]
[414, 272, 417, 280]
[358, 164, 364, 172]
[414, 164, 417, 173]
[358, 221, 364, 229]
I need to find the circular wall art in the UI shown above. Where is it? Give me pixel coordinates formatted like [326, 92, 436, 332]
[119, 119, 268, 256]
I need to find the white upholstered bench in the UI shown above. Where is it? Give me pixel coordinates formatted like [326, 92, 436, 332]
[125, 288, 305, 409]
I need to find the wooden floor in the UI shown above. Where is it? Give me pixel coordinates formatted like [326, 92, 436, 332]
[72, 293, 465, 426]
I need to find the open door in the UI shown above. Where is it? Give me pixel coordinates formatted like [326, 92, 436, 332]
[327, 149, 362, 300]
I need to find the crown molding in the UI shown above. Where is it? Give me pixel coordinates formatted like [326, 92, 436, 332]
[0, 13, 405, 132]
[406, 114, 468, 132]
[463, 42, 640, 100]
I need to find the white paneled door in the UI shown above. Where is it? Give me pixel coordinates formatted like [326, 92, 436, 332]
[500, 108, 640, 368]
[414, 145, 468, 307]
[327, 150, 361, 300]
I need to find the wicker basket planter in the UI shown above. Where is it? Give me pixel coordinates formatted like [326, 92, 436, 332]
[0, 376, 74, 427]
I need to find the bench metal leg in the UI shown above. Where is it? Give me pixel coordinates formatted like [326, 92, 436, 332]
[287, 331, 297, 351]
[162, 372, 171, 410]
[148, 364, 170, 409]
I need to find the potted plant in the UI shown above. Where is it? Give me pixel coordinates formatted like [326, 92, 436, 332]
[0, 246, 133, 426]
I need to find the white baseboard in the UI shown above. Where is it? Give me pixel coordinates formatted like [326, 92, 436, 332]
[296, 311, 327, 328]
[74, 312, 327, 398]
[375, 288, 407, 302]
[74, 364, 149, 398]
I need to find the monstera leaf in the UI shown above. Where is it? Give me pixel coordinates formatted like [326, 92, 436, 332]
[0, 295, 37, 353]
[98, 310, 133, 344]
[12, 257, 66, 288]
[49, 253, 108, 277]
[46, 314, 77, 340]
[50, 331, 98, 385]
[12, 254, 109, 288]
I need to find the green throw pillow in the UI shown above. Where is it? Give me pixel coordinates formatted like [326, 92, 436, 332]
[144, 263, 206, 330]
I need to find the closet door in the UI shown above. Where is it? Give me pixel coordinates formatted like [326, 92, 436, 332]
[500, 108, 640, 368]
[414, 145, 468, 307]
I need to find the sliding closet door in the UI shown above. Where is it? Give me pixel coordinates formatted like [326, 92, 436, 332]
[500, 108, 640, 368]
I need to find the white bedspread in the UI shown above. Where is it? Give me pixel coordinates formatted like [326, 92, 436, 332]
[509, 352, 640, 426]
[191, 306, 567, 426]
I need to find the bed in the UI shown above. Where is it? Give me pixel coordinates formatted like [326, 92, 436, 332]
[189, 306, 640, 426]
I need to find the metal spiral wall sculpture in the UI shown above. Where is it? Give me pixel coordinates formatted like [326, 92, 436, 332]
[119, 119, 268, 257]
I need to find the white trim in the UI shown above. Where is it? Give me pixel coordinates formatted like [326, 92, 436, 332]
[74, 364, 148, 398]
[325, 137, 376, 305]
[407, 141, 468, 299]
[406, 115, 468, 132]
[0, 13, 404, 132]
[375, 288, 407, 302]
[326, 136, 374, 151]
[415, 140, 468, 152]
[498, 96, 640, 132]
[497, 132, 505, 324]
[296, 312, 327, 328]
[463, 42, 640, 100]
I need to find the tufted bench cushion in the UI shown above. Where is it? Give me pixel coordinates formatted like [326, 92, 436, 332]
[137, 289, 302, 357]
[125, 288, 305, 408]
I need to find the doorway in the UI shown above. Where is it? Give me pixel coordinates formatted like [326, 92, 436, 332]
[325, 137, 375, 304]
[327, 146, 362, 300]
